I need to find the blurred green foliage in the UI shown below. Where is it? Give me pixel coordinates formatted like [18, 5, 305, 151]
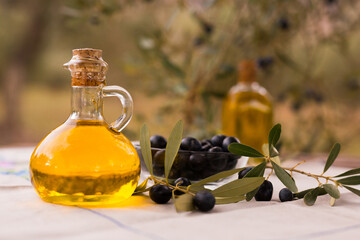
[1, 0, 360, 154]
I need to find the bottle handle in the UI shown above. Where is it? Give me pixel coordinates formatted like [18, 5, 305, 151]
[102, 85, 133, 134]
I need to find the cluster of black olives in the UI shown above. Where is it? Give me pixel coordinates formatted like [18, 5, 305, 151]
[149, 177, 215, 212]
[238, 167, 294, 202]
[149, 134, 240, 181]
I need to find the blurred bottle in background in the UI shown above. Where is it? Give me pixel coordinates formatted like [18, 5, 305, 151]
[222, 60, 273, 159]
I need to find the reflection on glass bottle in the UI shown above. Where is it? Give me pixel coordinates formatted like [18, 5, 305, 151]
[29, 49, 140, 206]
[222, 60, 273, 160]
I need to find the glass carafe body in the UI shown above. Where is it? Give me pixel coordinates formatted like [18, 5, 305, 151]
[222, 61, 273, 157]
[29, 49, 140, 206]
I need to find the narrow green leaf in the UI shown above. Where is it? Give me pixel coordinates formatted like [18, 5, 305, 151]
[271, 160, 298, 192]
[140, 124, 153, 175]
[268, 124, 281, 155]
[215, 195, 246, 204]
[212, 177, 265, 197]
[323, 143, 341, 174]
[269, 145, 279, 158]
[188, 185, 206, 193]
[133, 178, 149, 194]
[242, 162, 266, 201]
[246, 188, 258, 201]
[323, 184, 340, 199]
[228, 143, 265, 158]
[262, 144, 280, 164]
[262, 143, 270, 155]
[295, 188, 327, 199]
[244, 161, 266, 178]
[344, 186, 360, 197]
[294, 188, 327, 199]
[294, 189, 313, 199]
[338, 176, 360, 185]
[190, 167, 246, 189]
[164, 120, 183, 180]
[335, 168, 360, 178]
[304, 187, 321, 206]
[330, 197, 336, 207]
[271, 156, 281, 165]
[174, 193, 194, 212]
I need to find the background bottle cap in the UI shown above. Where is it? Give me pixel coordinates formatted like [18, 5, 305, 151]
[238, 60, 256, 83]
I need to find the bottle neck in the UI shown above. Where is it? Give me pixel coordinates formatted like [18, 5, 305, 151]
[70, 86, 104, 121]
[237, 61, 257, 84]
[238, 70, 257, 84]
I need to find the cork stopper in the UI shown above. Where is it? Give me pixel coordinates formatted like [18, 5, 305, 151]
[64, 48, 108, 86]
[238, 60, 256, 83]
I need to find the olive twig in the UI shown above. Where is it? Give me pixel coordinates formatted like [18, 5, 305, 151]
[289, 160, 306, 177]
[266, 168, 273, 180]
[150, 176, 195, 196]
[264, 165, 339, 186]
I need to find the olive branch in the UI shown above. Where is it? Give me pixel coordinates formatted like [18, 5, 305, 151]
[228, 124, 360, 206]
[135, 121, 360, 212]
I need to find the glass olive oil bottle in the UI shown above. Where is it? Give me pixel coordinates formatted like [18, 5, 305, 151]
[222, 60, 273, 158]
[30, 49, 140, 206]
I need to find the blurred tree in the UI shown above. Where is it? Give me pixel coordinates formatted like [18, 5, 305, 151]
[115, 0, 360, 153]
[0, 0, 53, 143]
[60, 0, 360, 153]
[1, 0, 360, 154]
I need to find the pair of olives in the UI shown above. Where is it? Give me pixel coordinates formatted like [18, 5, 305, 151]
[238, 167, 294, 202]
[149, 177, 215, 212]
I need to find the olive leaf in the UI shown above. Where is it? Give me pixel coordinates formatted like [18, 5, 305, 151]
[164, 120, 183, 180]
[344, 186, 360, 197]
[335, 168, 360, 178]
[174, 193, 194, 212]
[295, 188, 327, 199]
[269, 145, 279, 158]
[190, 167, 246, 189]
[246, 189, 258, 201]
[304, 187, 321, 206]
[294, 188, 313, 199]
[215, 195, 246, 205]
[268, 124, 281, 155]
[262, 144, 280, 165]
[140, 124, 153, 175]
[271, 160, 298, 192]
[323, 143, 341, 174]
[151, 176, 173, 183]
[212, 177, 265, 197]
[243, 161, 266, 201]
[244, 161, 266, 178]
[228, 143, 264, 158]
[271, 155, 281, 165]
[134, 178, 149, 194]
[322, 184, 340, 199]
[338, 176, 360, 185]
[188, 185, 206, 193]
[330, 197, 336, 207]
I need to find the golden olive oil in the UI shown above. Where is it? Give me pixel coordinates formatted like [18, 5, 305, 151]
[30, 120, 140, 206]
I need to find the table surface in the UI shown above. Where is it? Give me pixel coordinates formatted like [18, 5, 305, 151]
[1, 147, 360, 240]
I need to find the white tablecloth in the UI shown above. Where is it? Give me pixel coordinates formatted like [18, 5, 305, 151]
[1, 147, 360, 240]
